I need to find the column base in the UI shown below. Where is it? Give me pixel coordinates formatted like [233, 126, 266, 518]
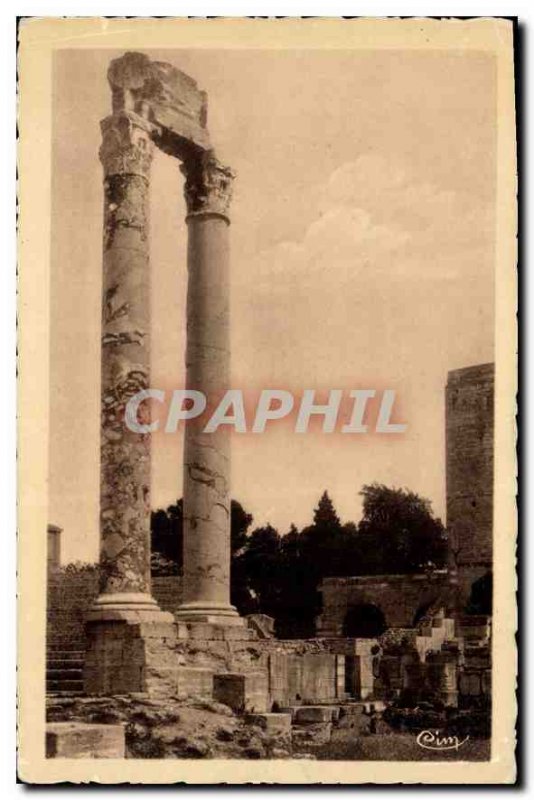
[84, 594, 178, 696]
[174, 601, 244, 627]
[85, 592, 175, 624]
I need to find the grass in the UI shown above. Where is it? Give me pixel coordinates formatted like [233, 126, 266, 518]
[315, 732, 490, 762]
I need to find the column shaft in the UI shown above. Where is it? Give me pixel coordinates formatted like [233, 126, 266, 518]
[176, 156, 241, 625]
[93, 111, 159, 613]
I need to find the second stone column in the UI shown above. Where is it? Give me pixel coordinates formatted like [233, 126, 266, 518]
[175, 154, 242, 626]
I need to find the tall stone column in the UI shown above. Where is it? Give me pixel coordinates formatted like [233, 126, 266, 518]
[175, 154, 242, 626]
[85, 109, 175, 696]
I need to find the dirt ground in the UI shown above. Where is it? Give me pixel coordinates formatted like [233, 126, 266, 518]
[46, 695, 490, 761]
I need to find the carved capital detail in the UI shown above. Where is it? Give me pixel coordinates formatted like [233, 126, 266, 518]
[181, 153, 235, 220]
[99, 111, 156, 179]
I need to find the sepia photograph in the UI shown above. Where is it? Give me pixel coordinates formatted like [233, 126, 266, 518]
[17, 16, 517, 784]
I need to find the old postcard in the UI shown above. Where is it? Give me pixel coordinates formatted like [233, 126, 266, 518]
[17, 17, 517, 784]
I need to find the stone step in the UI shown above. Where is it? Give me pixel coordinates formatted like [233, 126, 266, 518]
[46, 690, 85, 698]
[292, 705, 340, 724]
[46, 678, 84, 692]
[48, 657, 84, 666]
[46, 650, 85, 659]
[47, 668, 84, 680]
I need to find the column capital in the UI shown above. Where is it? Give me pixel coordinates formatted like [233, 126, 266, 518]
[181, 153, 235, 221]
[99, 111, 156, 180]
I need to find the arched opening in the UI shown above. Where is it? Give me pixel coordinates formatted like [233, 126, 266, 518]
[342, 603, 387, 638]
[465, 571, 492, 615]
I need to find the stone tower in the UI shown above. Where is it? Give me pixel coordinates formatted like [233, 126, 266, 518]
[446, 363, 494, 601]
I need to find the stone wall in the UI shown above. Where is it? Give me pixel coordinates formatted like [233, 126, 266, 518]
[446, 363, 494, 589]
[152, 576, 183, 614]
[457, 615, 492, 703]
[266, 652, 345, 707]
[47, 569, 99, 651]
[317, 571, 456, 636]
[47, 569, 182, 650]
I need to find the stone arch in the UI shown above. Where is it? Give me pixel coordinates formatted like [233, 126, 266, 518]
[342, 603, 387, 638]
[465, 571, 492, 615]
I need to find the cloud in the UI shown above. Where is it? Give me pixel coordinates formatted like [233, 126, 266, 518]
[244, 155, 493, 291]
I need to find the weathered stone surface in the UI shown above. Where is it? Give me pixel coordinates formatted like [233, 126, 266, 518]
[100, 111, 156, 181]
[175, 667, 214, 700]
[317, 571, 456, 635]
[84, 619, 177, 696]
[181, 152, 234, 219]
[98, 109, 155, 599]
[244, 713, 292, 735]
[107, 51, 210, 154]
[292, 721, 333, 747]
[246, 614, 275, 639]
[267, 652, 343, 707]
[446, 363, 494, 596]
[213, 672, 269, 713]
[175, 159, 240, 627]
[46, 722, 125, 758]
[86, 52, 242, 698]
[293, 706, 337, 724]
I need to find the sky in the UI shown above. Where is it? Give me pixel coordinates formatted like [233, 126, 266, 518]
[49, 47, 495, 564]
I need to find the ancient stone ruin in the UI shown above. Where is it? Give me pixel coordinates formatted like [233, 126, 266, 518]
[45, 52, 493, 759]
[84, 51, 243, 697]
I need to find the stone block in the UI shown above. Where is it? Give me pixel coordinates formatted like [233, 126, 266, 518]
[175, 667, 214, 700]
[467, 654, 491, 670]
[213, 671, 269, 713]
[463, 672, 481, 696]
[84, 618, 177, 696]
[459, 673, 470, 695]
[335, 655, 345, 698]
[46, 722, 125, 758]
[293, 706, 337, 724]
[186, 623, 222, 640]
[219, 626, 255, 642]
[246, 614, 275, 639]
[339, 702, 366, 718]
[107, 52, 210, 153]
[245, 713, 292, 735]
[278, 706, 297, 720]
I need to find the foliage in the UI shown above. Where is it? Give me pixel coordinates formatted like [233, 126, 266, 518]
[357, 484, 448, 574]
[151, 500, 183, 570]
[150, 552, 180, 577]
[151, 484, 450, 637]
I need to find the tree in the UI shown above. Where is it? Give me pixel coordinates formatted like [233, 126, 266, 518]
[302, 491, 353, 578]
[239, 524, 282, 618]
[275, 523, 320, 638]
[230, 500, 253, 555]
[358, 483, 448, 574]
[150, 500, 183, 573]
[150, 498, 253, 580]
[313, 491, 341, 528]
[151, 485, 449, 636]
[229, 502, 256, 614]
